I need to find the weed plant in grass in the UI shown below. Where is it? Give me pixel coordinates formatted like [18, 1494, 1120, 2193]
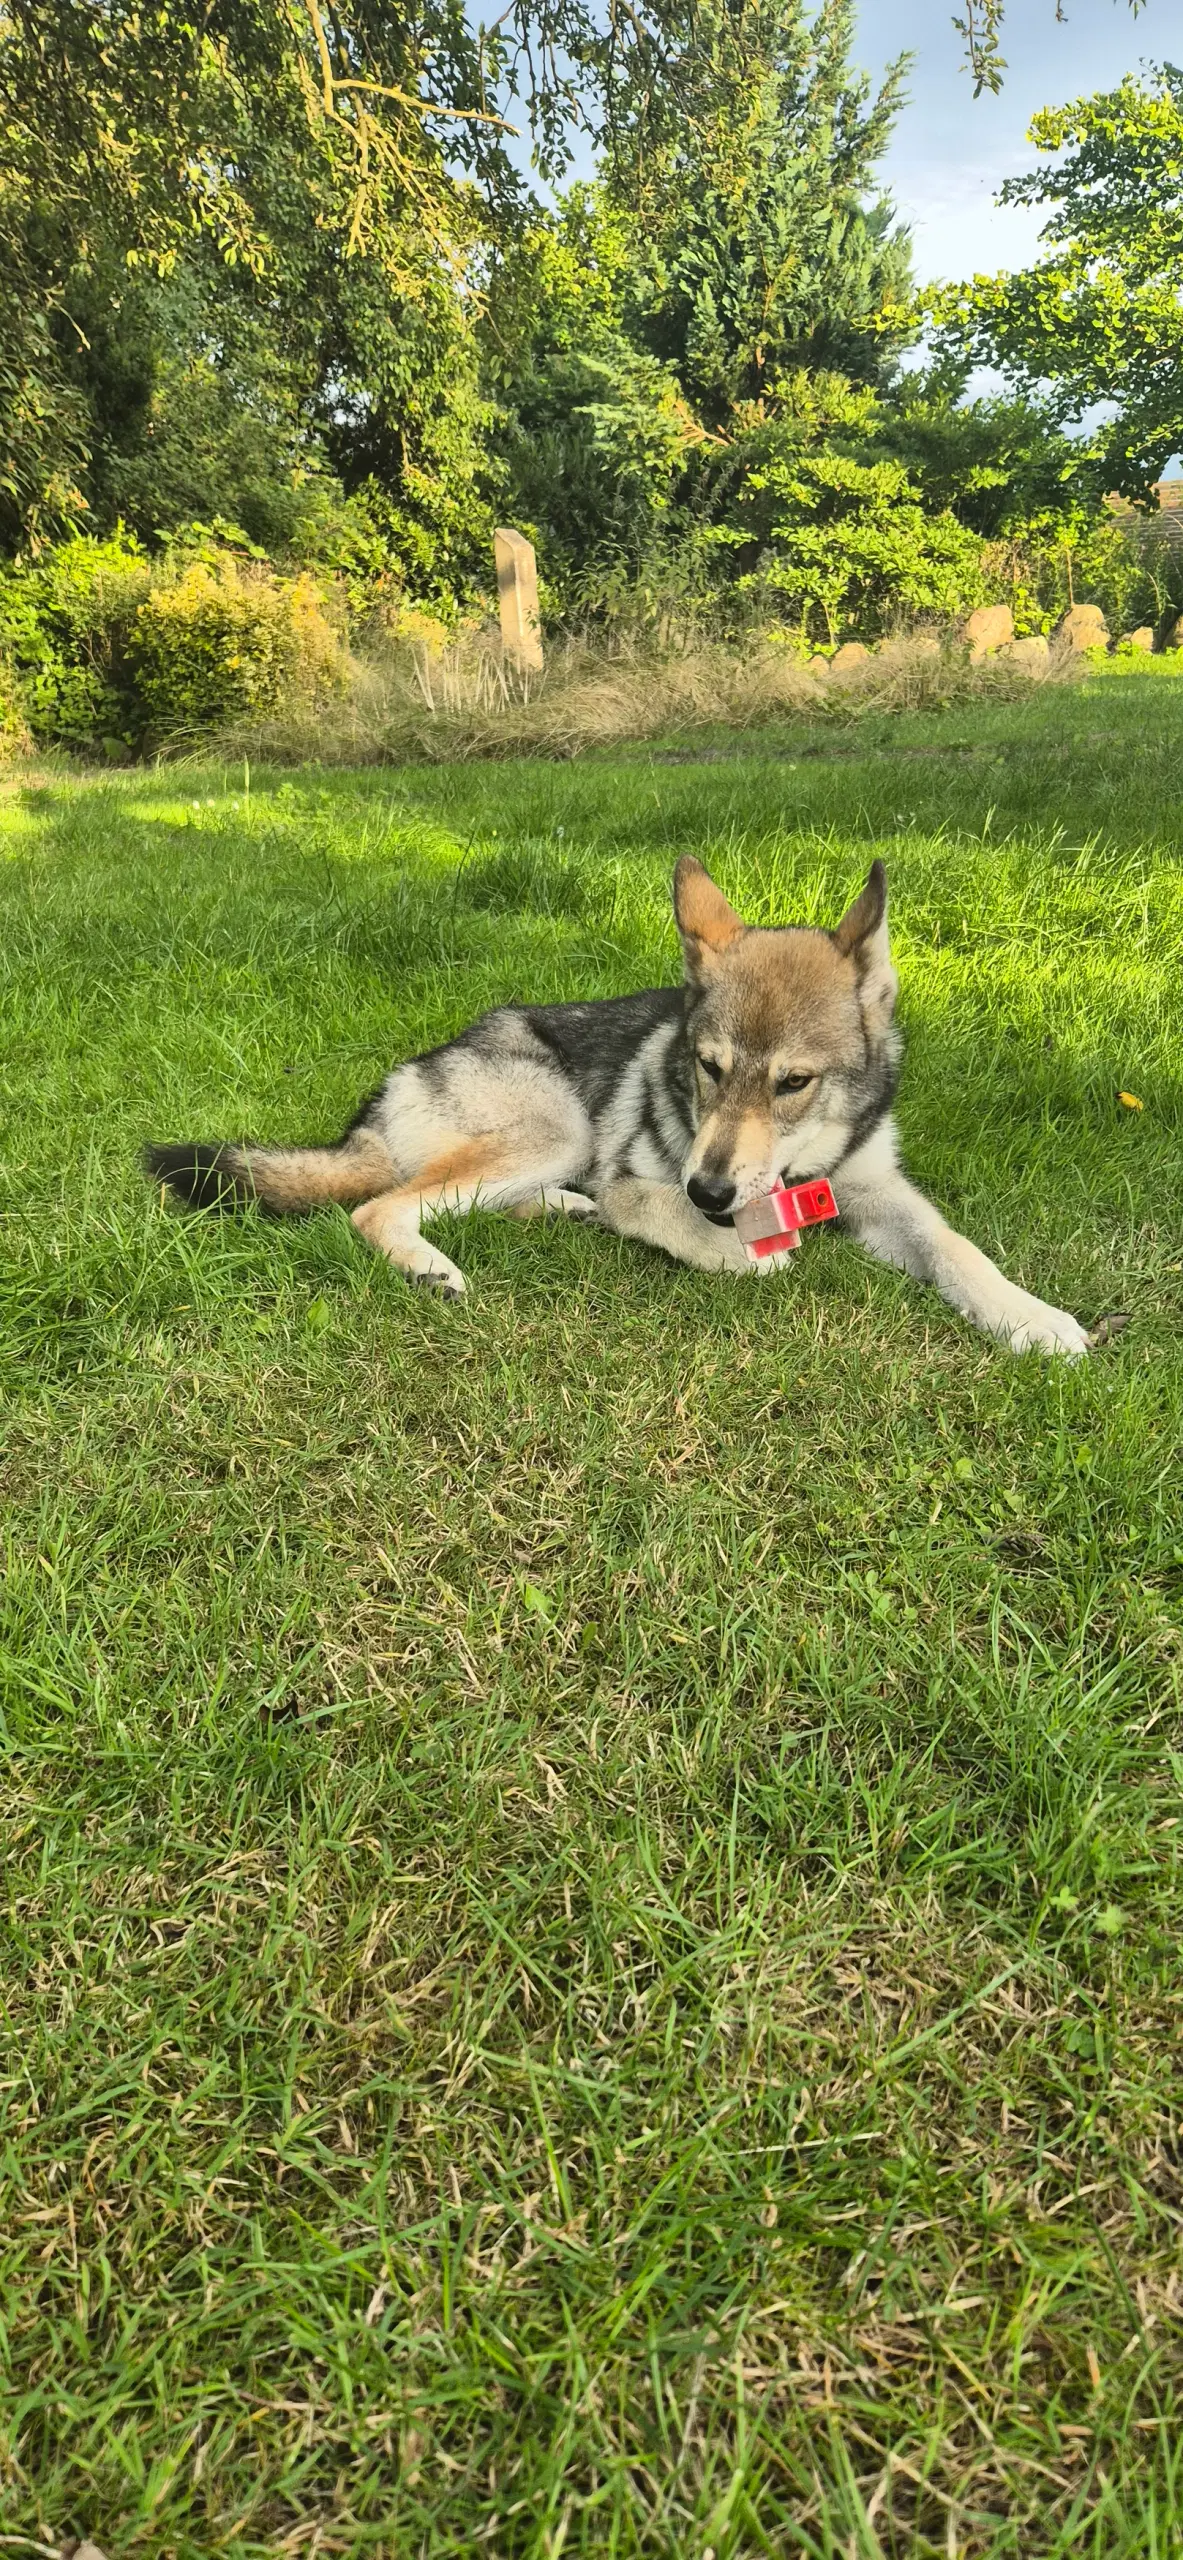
[1, 674, 1182, 2557]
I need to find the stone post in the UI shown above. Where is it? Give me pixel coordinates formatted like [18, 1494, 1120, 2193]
[494, 528, 544, 673]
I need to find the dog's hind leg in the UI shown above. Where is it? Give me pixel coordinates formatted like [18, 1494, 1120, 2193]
[353, 1048, 593, 1297]
[352, 1192, 469, 1299]
[352, 1125, 592, 1299]
[503, 1187, 599, 1221]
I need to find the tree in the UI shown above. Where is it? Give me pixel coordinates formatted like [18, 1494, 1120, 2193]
[484, 0, 919, 619]
[929, 68, 1183, 498]
[0, 0, 663, 555]
[482, 191, 700, 603]
[614, 0, 913, 427]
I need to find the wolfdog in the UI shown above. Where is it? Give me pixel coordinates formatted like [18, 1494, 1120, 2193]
[145, 856, 1090, 1357]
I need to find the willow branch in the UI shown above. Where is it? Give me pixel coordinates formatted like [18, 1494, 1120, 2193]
[331, 78, 517, 130]
[300, 0, 336, 112]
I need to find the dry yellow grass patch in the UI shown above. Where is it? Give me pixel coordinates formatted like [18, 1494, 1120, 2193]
[229, 627, 1081, 766]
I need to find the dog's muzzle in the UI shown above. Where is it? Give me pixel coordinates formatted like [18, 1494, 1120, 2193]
[686, 1174, 736, 1224]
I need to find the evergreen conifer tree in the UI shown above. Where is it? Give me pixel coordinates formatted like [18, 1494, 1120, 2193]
[614, 0, 912, 427]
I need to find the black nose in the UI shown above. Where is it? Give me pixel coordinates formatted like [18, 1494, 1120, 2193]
[687, 1173, 737, 1219]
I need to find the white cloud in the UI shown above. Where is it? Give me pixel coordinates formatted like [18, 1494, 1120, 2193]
[855, 0, 1171, 284]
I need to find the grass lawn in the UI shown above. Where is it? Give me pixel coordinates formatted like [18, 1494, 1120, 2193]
[2, 673, 1182, 2558]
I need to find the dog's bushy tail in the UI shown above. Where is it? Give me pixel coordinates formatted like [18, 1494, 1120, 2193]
[144, 1131, 394, 1216]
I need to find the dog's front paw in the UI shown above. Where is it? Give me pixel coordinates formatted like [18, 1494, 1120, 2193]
[996, 1292, 1092, 1360]
[711, 1229, 798, 1279]
[703, 1225, 759, 1277]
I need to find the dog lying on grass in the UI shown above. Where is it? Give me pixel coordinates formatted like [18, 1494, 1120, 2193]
[146, 856, 1091, 1357]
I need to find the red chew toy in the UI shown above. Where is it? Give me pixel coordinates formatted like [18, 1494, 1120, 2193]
[733, 1176, 839, 1261]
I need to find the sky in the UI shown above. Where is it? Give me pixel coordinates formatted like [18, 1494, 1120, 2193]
[854, 0, 1173, 285]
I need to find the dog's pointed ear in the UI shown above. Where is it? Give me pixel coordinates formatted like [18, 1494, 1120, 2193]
[833, 860, 897, 1025]
[673, 857, 745, 979]
[833, 860, 886, 956]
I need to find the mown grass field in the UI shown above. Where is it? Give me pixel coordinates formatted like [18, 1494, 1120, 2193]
[1, 674, 1182, 2559]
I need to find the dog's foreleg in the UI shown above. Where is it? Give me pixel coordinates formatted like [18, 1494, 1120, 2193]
[839, 1168, 1091, 1358]
[597, 1176, 757, 1275]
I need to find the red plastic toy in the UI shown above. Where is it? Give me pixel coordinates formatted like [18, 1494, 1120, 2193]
[733, 1176, 839, 1261]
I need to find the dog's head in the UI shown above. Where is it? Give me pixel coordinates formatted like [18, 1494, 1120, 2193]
[673, 856, 899, 1218]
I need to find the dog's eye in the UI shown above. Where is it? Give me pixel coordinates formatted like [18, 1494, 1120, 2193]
[775, 1071, 814, 1096]
[697, 1054, 724, 1083]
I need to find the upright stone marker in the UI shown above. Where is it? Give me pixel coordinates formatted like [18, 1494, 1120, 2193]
[494, 528, 544, 673]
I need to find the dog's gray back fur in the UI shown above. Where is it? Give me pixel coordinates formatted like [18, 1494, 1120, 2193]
[373, 988, 697, 1193]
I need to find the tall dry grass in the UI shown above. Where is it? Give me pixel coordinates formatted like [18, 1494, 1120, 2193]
[224, 626, 1083, 766]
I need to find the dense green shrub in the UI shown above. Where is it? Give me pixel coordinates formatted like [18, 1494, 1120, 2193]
[0, 530, 150, 748]
[0, 659, 31, 757]
[735, 376, 985, 641]
[971, 508, 1175, 641]
[1051, 508, 1179, 634]
[128, 546, 347, 739]
[0, 528, 349, 751]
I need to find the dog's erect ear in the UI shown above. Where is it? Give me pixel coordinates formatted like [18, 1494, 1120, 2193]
[833, 860, 896, 1026]
[833, 860, 887, 956]
[673, 857, 746, 979]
